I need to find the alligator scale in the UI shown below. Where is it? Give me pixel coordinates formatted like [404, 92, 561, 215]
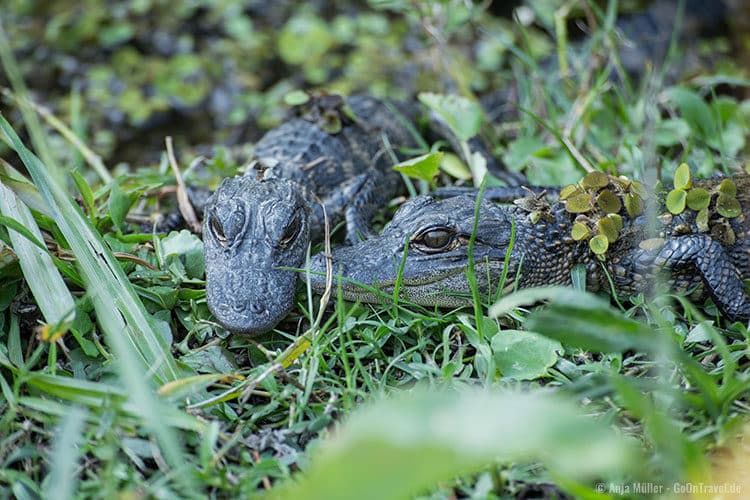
[309, 174, 750, 321]
[203, 95, 422, 333]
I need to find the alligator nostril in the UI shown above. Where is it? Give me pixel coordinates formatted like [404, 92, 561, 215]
[250, 303, 264, 314]
[231, 302, 245, 313]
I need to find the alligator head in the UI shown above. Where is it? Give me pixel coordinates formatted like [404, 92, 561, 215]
[308, 194, 517, 306]
[204, 176, 311, 334]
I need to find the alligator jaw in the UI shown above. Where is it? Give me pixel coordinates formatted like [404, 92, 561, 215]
[306, 262, 468, 304]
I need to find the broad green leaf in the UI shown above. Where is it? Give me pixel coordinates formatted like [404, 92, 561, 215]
[489, 286, 604, 318]
[653, 118, 690, 146]
[663, 87, 716, 139]
[502, 136, 550, 172]
[685, 321, 715, 343]
[273, 387, 639, 500]
[393, 151, 443, 182]
[523, 289, 657, 353]
[438, 152, 472, 180]
[160, 230, 205, 279]
[560, 184, 578, 200]
[418, 92, 483, 142]
[491, 329, 562, 380]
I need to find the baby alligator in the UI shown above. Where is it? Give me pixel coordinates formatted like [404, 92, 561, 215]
[203, 94, 524, 334]
[308, 175, 750, 321]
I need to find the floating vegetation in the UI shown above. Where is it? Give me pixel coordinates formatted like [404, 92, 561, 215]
[561, 171, 647, 258]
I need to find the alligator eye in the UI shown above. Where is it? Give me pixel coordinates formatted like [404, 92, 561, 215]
[279, 211, 302, 248]
[412, 227, 456, 253]
[210, 216, 228, 246]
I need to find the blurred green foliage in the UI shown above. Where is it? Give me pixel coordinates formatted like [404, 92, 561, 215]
[5, 0, 531, 164]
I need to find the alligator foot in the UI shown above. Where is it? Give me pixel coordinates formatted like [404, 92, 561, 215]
[342, 170, 386, 243]
[654, 235, 750, 321]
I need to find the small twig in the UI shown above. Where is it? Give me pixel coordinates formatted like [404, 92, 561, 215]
[165, 136, 201, 234]
[251, 450, 272, 490]
[312, 196, 334, 339]
[112, 252, 158, 270]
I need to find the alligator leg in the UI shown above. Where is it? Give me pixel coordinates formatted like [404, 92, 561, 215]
[317, 169, 391, 243]
[652, 235, 750, 321]
[340, 170, 387, 243]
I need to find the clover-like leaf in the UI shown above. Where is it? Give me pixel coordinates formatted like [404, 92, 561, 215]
[560, 184, 579, 200]
[321, 112, 343, 134]
[666, 189, 687, 215]
[607, 213, 623, 232]
[625, 192, 644, 218]
[686, 188, 710, 211]
[610, 176, 632, 191]
[629, 181, 649, 200]
[589, 234, 609, 255]
[695, 207, 709, 232]
[711, 221, 736, 246]
[673, 163, 692, 190]
[597, 217, 619, 243]
[284, 90, 311, 106]
[571, 222, 590, 241]
[596, 189, 622, 214]
[565, 193, 593, 213]
[716, 193, 741, 218]
[718, 178, 737, 197]
[581, 171, 610, 189]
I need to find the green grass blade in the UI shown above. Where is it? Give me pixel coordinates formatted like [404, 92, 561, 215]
[43, 406, 88, 500]
[0, 181, 75, 327]
[0, 159, 51, 217]
[0, 116, 183, 384]
[0, 116, 199, 495]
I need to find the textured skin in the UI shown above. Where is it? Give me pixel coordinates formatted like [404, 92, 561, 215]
[204, 95, 421, 334]
[309, 175, 750, 321]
